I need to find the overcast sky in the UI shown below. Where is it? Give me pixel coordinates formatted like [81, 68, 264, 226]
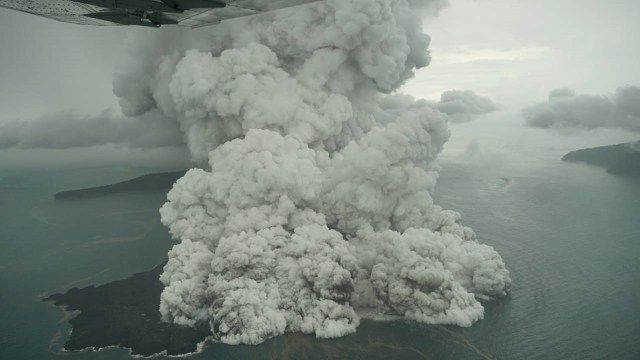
[0, 0, 639, 166]
[408, 0, 640, 108]
[0, 10, 133, 120]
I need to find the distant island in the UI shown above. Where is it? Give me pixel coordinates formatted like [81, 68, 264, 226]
[43, 262, 212, 356]
[54, 171, 187, 199]
[562, 141, 640, 176]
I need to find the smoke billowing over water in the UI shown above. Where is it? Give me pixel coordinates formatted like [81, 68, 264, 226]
[113, 0, 511, 345]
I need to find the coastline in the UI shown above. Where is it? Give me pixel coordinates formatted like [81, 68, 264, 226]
[42, 262, 212, 357]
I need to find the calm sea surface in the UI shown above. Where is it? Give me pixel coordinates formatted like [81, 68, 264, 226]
[1, 154, 638, 359]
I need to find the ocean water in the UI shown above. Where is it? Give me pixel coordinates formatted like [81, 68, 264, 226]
[0, 155, 638, 359]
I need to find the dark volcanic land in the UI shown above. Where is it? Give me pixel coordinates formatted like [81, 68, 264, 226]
[562, 141, 640, 176]
[43, 263, 481, 359]
[54, 171, 187, 199]
[43, 262, 212, 356]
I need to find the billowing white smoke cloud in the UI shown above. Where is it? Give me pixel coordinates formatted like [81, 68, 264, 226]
[0, 109, 182, 150]
[436, 90, 499, 123]
[523, 86, 640, 132]
[112, 0, 510, 345]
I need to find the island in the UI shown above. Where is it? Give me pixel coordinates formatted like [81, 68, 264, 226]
[562, 141, 640, 176]
[54, 171, 187, 199]
[43, 262, 491, 358]
[43, 262, 212, 356]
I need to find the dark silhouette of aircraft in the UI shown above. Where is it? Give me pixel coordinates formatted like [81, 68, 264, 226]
[0, 0, 317, 27]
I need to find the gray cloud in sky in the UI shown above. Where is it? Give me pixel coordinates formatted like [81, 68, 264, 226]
[0, 109, 183, 150]
[523, 86, 640, 132]
[436, 90, 498, 123]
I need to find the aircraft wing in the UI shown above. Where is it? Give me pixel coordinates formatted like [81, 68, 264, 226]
[175, 1, 321, 28]
[0, 0, 319, 28]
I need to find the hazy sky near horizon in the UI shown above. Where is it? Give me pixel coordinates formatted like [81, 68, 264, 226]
[0, 0, 639, 167]
[409, 0, 640, 109]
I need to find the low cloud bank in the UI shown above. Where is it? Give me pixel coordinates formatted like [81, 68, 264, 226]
[523, 86, 640, 132]
[0, 90, 494, 154]
[0, 109, 183, 150]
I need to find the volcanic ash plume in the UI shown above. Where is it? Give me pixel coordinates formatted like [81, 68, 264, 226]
[114, 0, 511, 345]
